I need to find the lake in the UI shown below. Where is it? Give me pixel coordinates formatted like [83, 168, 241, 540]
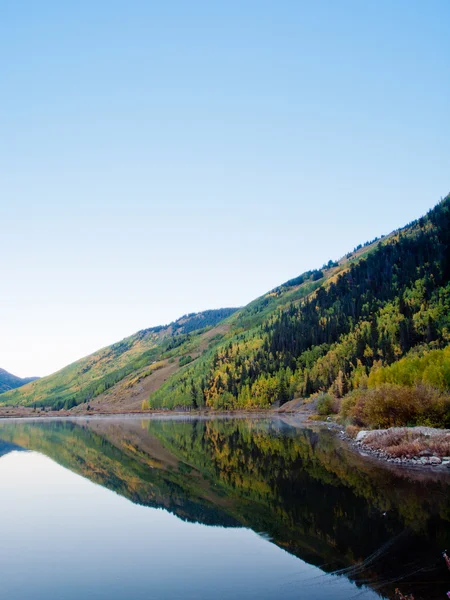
[0, 416, 448, 600]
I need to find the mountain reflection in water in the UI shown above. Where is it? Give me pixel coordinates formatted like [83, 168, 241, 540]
[0, 416, 449, 600]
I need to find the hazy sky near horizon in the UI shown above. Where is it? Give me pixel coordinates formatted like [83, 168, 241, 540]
[1, 1, 449, 377]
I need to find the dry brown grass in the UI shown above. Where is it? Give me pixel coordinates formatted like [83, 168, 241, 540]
[345, 424, 360, 439]
[362, 427, 450, 458]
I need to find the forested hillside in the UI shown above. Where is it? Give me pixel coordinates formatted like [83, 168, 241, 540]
[0, 368, 38, 393]
[0, 308, 237, 409]
[147, 195, 450, 424]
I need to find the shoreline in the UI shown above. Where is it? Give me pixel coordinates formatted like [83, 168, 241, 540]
[1, 405, 449, 473]
[337, 426, 450, 471]
[0, 406, 284, 421]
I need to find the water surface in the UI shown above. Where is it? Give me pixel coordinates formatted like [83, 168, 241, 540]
[0, 416, 449, 600]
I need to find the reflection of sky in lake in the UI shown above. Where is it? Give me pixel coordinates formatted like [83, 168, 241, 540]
[0, 451, 379, 600]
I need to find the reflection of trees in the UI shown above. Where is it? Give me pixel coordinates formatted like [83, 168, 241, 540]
[0, 417, 449, 599]
[146, 418, 450, 599]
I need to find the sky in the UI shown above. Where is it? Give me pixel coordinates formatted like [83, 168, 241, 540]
[1, 0, 449, 377]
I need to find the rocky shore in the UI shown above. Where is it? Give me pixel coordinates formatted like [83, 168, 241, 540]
[338, 426, 450, 469]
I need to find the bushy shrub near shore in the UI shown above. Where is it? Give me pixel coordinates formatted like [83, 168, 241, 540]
[316, 392, 339, 416]
[340, 384, 450, 428]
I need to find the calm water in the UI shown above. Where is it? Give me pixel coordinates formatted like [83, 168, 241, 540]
[0, 417, 449, 600]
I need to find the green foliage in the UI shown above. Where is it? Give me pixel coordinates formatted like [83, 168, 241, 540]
[368, 346, 450, 390]
[316, 393, 337, 416]
[179, 355, 194, 367]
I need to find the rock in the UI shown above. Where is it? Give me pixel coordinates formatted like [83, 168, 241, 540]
[419, 450, 432, 457]
[420, 457, 430, 465]
[441, 460, 450, 467]
[429, 456, 441, 465]
[356, 430, 369, 442]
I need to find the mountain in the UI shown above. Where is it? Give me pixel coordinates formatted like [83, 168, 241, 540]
[147, 194, 450, 425]
[1, 194, 449, 422]
[0, 308, 237, 410]
[0, 368, 38, 394]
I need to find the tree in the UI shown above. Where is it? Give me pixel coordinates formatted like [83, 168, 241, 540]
[190, 379, 198, 409]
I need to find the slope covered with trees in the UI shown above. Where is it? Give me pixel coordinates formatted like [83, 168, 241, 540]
[147, 195, 450, 425]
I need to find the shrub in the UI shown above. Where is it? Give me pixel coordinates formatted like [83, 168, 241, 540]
[179, 355, 194, 367]
[341, 393, 358, 421]
[316, 392, 338, 416]
[209, 391, 236, 410]
[340, 384, 450, 428]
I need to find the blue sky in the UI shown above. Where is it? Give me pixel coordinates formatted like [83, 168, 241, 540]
[1, 0, 449, 377]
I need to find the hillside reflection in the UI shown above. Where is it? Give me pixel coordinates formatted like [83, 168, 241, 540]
[0, 416, 449, 600]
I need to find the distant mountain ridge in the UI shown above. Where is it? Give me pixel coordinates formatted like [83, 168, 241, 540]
[0, 368, 38, 394]
[148, 308, 238, 336]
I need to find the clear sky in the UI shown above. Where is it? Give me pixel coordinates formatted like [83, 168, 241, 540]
[1, 0, 449, 377]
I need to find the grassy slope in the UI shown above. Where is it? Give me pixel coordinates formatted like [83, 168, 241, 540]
[69, 322, 231, 413]
[0, 308, 237, 409]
